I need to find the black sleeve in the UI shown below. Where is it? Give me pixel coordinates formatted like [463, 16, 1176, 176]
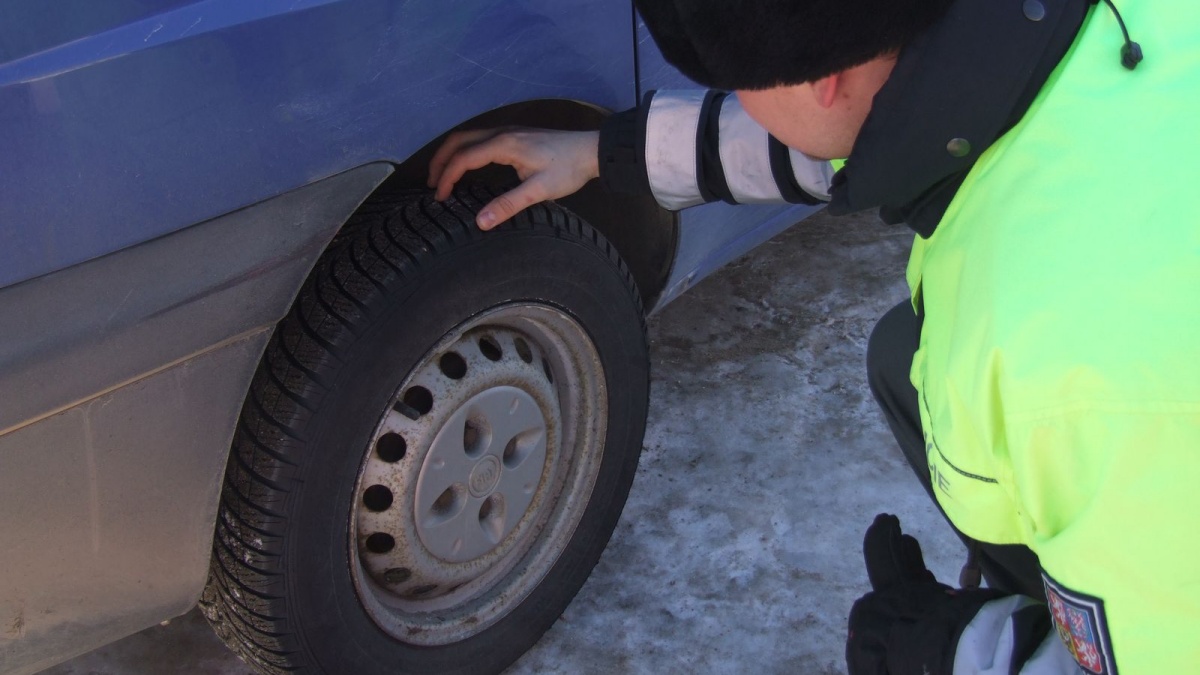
[597, 92, 654, 196]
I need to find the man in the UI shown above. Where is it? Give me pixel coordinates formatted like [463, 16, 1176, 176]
[429, 0, 1200, 672]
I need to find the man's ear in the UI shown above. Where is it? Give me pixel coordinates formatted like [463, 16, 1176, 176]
[811, 72, 841, 109]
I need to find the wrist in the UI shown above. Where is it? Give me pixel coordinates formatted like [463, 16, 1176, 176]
[583, 130, 600, 180]
[884, 588, 1006, 675]
[597, 107, 650, 194]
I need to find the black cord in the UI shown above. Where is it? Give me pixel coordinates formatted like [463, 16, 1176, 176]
[1098, 0, 1144, 69]
[1100, 0, 1132, 42]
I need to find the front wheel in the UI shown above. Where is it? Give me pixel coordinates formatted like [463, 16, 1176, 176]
[200, 187, 649, 674]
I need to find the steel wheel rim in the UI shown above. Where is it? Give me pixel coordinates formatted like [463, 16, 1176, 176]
[349, 303, 608, 646]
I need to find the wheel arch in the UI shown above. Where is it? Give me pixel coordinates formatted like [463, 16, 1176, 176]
[373, 99, 677, 311]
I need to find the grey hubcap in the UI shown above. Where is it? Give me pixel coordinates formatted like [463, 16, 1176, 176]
[350, 304, 607, 645]
[414, 385, 548, 563]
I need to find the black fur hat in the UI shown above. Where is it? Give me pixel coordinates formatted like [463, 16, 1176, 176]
[636, 0, 955, 90]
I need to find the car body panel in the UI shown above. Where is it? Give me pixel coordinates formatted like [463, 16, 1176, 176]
[0, 0, 636, 290]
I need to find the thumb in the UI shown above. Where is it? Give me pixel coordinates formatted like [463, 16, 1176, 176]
[899, 534, 936, 584]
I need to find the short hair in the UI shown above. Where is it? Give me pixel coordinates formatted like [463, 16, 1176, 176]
[636, 0, 955, 90]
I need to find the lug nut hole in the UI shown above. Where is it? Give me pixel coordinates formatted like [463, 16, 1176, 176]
[478, 336, 502, 361]
[383, 567, 412, 584]
[402, 386, 433, 416]
[365, 532, 396, 554]
[408, 584, 438, 598]
[439, 352, 467, 380]
[363, 485, 394, 512]
[514, 337, 533, 364]
[376, 433, 406, 462]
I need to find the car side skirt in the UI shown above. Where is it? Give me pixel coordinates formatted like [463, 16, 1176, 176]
[0, 163, 391, 674]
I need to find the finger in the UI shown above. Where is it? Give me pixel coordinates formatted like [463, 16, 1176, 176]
[475, 179, 547, 230]
[899, 534, 936, 583]
[863, 513, 903, 591]
[434, 136, 518, 201]
[428, 128, 501, 189]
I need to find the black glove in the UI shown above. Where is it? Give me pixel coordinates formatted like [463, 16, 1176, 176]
[846, 514, 1004, 675]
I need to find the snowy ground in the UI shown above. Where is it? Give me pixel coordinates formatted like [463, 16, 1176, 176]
[44, 208, 964, 675]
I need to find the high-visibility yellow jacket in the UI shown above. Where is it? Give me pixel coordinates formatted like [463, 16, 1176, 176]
[909, 2, 1200, 672]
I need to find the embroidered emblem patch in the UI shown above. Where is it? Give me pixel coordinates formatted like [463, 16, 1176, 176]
[1042, 572, 1118, 675]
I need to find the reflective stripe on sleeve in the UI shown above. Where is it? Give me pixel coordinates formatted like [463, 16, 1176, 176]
[789, 146, 834, 202]
[644, 90, 707, 210]
[716, 96, 785, 203]
[954, 596, 1079, 674]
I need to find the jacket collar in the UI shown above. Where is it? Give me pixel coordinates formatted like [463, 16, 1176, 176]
[827, 0, 1090, 237]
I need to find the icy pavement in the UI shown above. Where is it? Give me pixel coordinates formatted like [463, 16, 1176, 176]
[44, 208, 964, 675]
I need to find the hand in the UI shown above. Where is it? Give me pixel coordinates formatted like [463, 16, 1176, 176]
[846, 514, 1002, 675]
[427, 127, 600, 230]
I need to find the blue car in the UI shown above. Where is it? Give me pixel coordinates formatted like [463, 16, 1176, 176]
[0, 2, 819, 673]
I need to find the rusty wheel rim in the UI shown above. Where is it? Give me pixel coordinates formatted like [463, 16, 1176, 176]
[349, 303, 607, 646]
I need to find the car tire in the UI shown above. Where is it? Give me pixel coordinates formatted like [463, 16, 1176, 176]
[199, 185, 650, 674]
